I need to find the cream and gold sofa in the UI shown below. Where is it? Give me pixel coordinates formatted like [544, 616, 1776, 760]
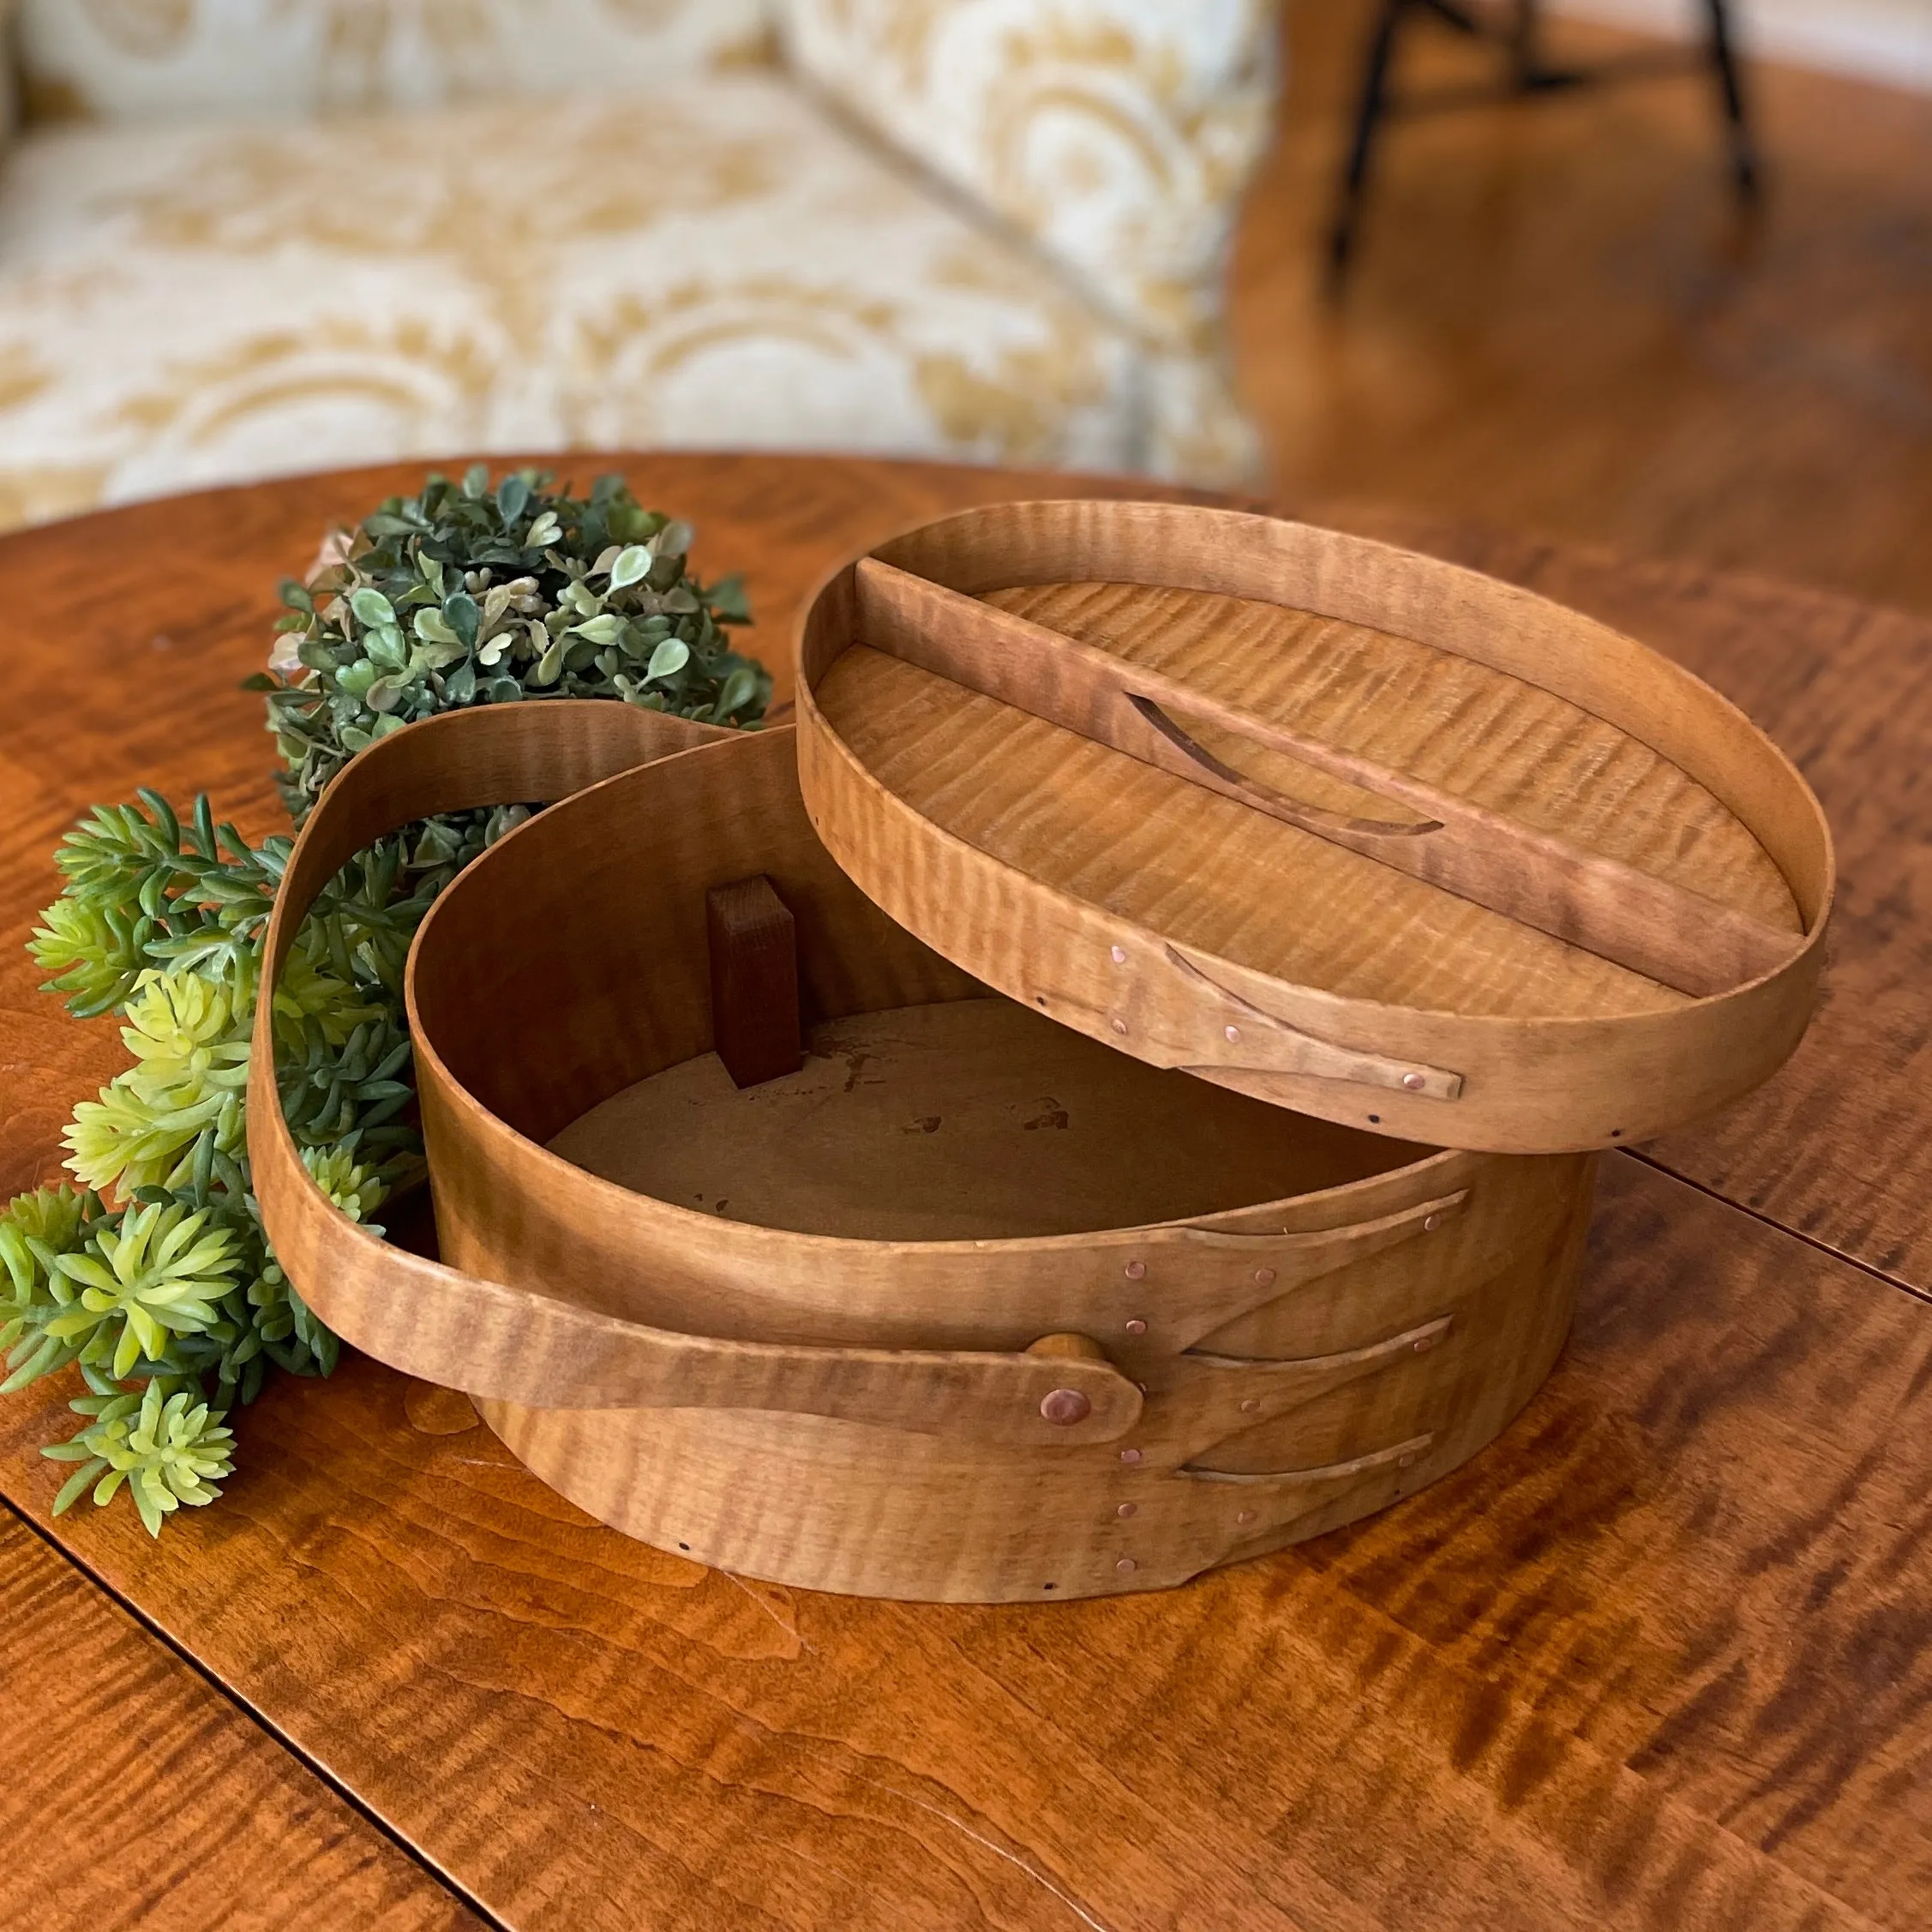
[0, 2, 1278, 531]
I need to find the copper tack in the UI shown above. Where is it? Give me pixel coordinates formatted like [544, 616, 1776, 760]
[1119, 1448, 1144, 1465]
[1235, 1509, 1257, 1526]
[1239, 1397, 1260, 1413]
[1253, 1266, 1276, 1287]
[1115, 1557, 1137, 1574]
[1401, 1071, 1427, 1091]
[1224, 1024, 1241, 1043]
[1124, 1317, 1148, 1335]
[1110, 945, 1127, 964]
[1116, 1502, 1137, 1519]
[1110, 1017, 1129, 1035]
[1124, 1259, 1146, 1281]
[1424, 1213, 1443, 1233]
[1040, 1388, 1092, 1425]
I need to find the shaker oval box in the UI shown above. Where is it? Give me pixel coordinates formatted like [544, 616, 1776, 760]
[250, 502, 1830, 1602]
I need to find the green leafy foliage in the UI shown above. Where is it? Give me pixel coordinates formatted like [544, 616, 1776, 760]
[258, 464, 765, 822]
[9, 468, 766, 1532]
[3, 801, 417, 1494]
[44, 1378, 237, 1537]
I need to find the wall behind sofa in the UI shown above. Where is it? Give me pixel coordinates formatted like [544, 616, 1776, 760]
[1551, 0, 1932, 92]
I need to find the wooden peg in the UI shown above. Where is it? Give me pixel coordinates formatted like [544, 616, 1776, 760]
[1025, 1332, 1110, 1362]
[706, 875, 802, 1089]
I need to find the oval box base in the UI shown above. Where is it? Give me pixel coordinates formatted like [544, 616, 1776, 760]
[478, 993, 1590, 1604]
[257, 717, 1599, 1605]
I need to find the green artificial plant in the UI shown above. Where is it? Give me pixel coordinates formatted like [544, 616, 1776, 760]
[3, 466, 767, 1532]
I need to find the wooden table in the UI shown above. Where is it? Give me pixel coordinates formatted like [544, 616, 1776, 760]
[2, 455, 1929, 1932]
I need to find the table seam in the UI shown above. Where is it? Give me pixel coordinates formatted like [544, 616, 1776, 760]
[0, 1489, 511, 1932]
[1621, 1148, 1932, 1309]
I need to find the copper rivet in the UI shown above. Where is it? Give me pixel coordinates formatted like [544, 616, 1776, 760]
[1236, 1509, 1257, 1525]
[1116, 1502, 1137, 1519]
[1225, 1024, 1241, 1043]
[1239, 1397, 1260, 1413]
[1401, 1071, 1426, 1092]
[1120, 1448, 1144, 1465]
[1124, 1259, 1146, 1281]
[1424, 1213, 1443, 1233]
[1413, 1338, 1431, 1353]
[1116, 1557, 1137, 1574]
[1110, 945, 1127, 964]
[1111, 1017, 1129, 1035]
[1253, 1266, 1276, 1287]
[1040, 1388, 1092, 1426]
[1125, 1317, 1147, 1335]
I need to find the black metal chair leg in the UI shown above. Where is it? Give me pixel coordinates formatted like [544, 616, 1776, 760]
[1324, 0, 1758, 282]
[1508, 0, 1540, 90]
[1328, 0, 1413, 283]
[1705, 0, 1761, 198]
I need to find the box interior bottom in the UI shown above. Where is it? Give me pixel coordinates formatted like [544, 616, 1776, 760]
[549, 995, 1429, 1241]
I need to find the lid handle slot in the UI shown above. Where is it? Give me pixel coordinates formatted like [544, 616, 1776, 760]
[1128, 694, 1443, 841]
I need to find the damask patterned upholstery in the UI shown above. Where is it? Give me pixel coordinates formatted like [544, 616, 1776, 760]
[0, 3, 1278, 530]
[779, 2, 1276, 349]
[14, 0, 772, 118]
[0, 80, 1151, 526]
[780, 1, 1275, 483]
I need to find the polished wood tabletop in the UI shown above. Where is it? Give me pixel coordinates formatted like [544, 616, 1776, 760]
[1, 455, 1927, 1932]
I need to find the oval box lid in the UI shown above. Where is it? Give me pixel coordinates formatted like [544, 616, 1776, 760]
[795, 500, 1833, 1156]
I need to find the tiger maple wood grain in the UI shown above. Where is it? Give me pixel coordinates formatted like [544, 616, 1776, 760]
[1, 454, 1928, 1928]
[991, 579, 1801, 932]
[1328, 505, 1932, 1291]
[1, 1161, 1925, 1929]
[855, 560, 1800, 1002]
[0, 1515, 477, 1932]
[801, 501, 1831, 1155]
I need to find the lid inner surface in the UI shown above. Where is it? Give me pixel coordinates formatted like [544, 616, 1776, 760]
[814, 581, 1801, 1023]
